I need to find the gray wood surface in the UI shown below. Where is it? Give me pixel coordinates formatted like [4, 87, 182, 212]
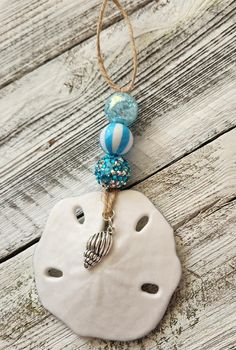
[0, 0, 236, 349]
[0, 0, 151, 88]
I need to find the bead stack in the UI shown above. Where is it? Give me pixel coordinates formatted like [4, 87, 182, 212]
[95, 92, 138, 189]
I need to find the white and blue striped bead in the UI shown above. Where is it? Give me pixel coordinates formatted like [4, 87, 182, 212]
[100, 123, 133, 155]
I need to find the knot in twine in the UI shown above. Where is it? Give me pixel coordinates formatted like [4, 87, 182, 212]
[102, 188, 118, 221]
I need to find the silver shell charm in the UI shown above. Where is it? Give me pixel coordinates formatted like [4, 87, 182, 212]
[84, 229, 113, 269]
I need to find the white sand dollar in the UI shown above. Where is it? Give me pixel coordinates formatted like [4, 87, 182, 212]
[34, 190, 181, 341]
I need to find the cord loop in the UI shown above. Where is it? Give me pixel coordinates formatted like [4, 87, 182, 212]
[96, 0, 137, 92]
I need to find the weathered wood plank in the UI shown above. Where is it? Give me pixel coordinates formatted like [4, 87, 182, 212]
[136, 129, 236, 230]
[0, 0, 153, 89]
[0, 0, 235, 261]
[0, 129, 235, 349]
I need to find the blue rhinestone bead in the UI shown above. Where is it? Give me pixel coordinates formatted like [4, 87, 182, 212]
[104, 92, 138, 126]
[95, 154, 131, 189]
[100, 122, 133, 155]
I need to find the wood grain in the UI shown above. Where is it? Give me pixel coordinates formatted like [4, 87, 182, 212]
[0, 0, 235, 261]
[0, 0, 236, 347]
[0, 0, 152, 89]
[0, 128, 235, 350]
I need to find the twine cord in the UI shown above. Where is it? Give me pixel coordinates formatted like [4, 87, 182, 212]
[96, 0, 137, 92]
[102, 188, 118, 221]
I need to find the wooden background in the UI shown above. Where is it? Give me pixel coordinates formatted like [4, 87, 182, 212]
[0, 0, 236, 349]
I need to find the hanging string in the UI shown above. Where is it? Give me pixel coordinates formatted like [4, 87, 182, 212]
[102, 187, 118, 220]
[96, 0, 137, 93]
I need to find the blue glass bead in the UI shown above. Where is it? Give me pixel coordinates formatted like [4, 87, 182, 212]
[104, 92, 138, 126]
[100, 122, 133, 155]
[95, 154, 131, 189]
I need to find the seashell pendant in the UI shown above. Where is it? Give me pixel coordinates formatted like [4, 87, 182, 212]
[84, 228, 113, 269]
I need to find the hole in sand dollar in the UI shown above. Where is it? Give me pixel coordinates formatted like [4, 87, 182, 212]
[141, 283, 159, 294]
[75, 206, 85, 224]
[47, 268, 63, 278]
[136, 215, 149, 232]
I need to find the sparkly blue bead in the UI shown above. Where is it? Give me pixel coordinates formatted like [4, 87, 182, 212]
[100, 123, 133, 155]
[95, 154, 131, 189]
[104, 92, 138, 126]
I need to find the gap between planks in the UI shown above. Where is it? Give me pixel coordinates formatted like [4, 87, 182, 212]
[0, 183, 235, 349]
[0, 124, 235, 265]
[0, 0, 235, 262]
[0, 0, 154, 90]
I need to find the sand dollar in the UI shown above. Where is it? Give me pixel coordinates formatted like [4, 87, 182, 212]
[34, 190, 181, 341]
